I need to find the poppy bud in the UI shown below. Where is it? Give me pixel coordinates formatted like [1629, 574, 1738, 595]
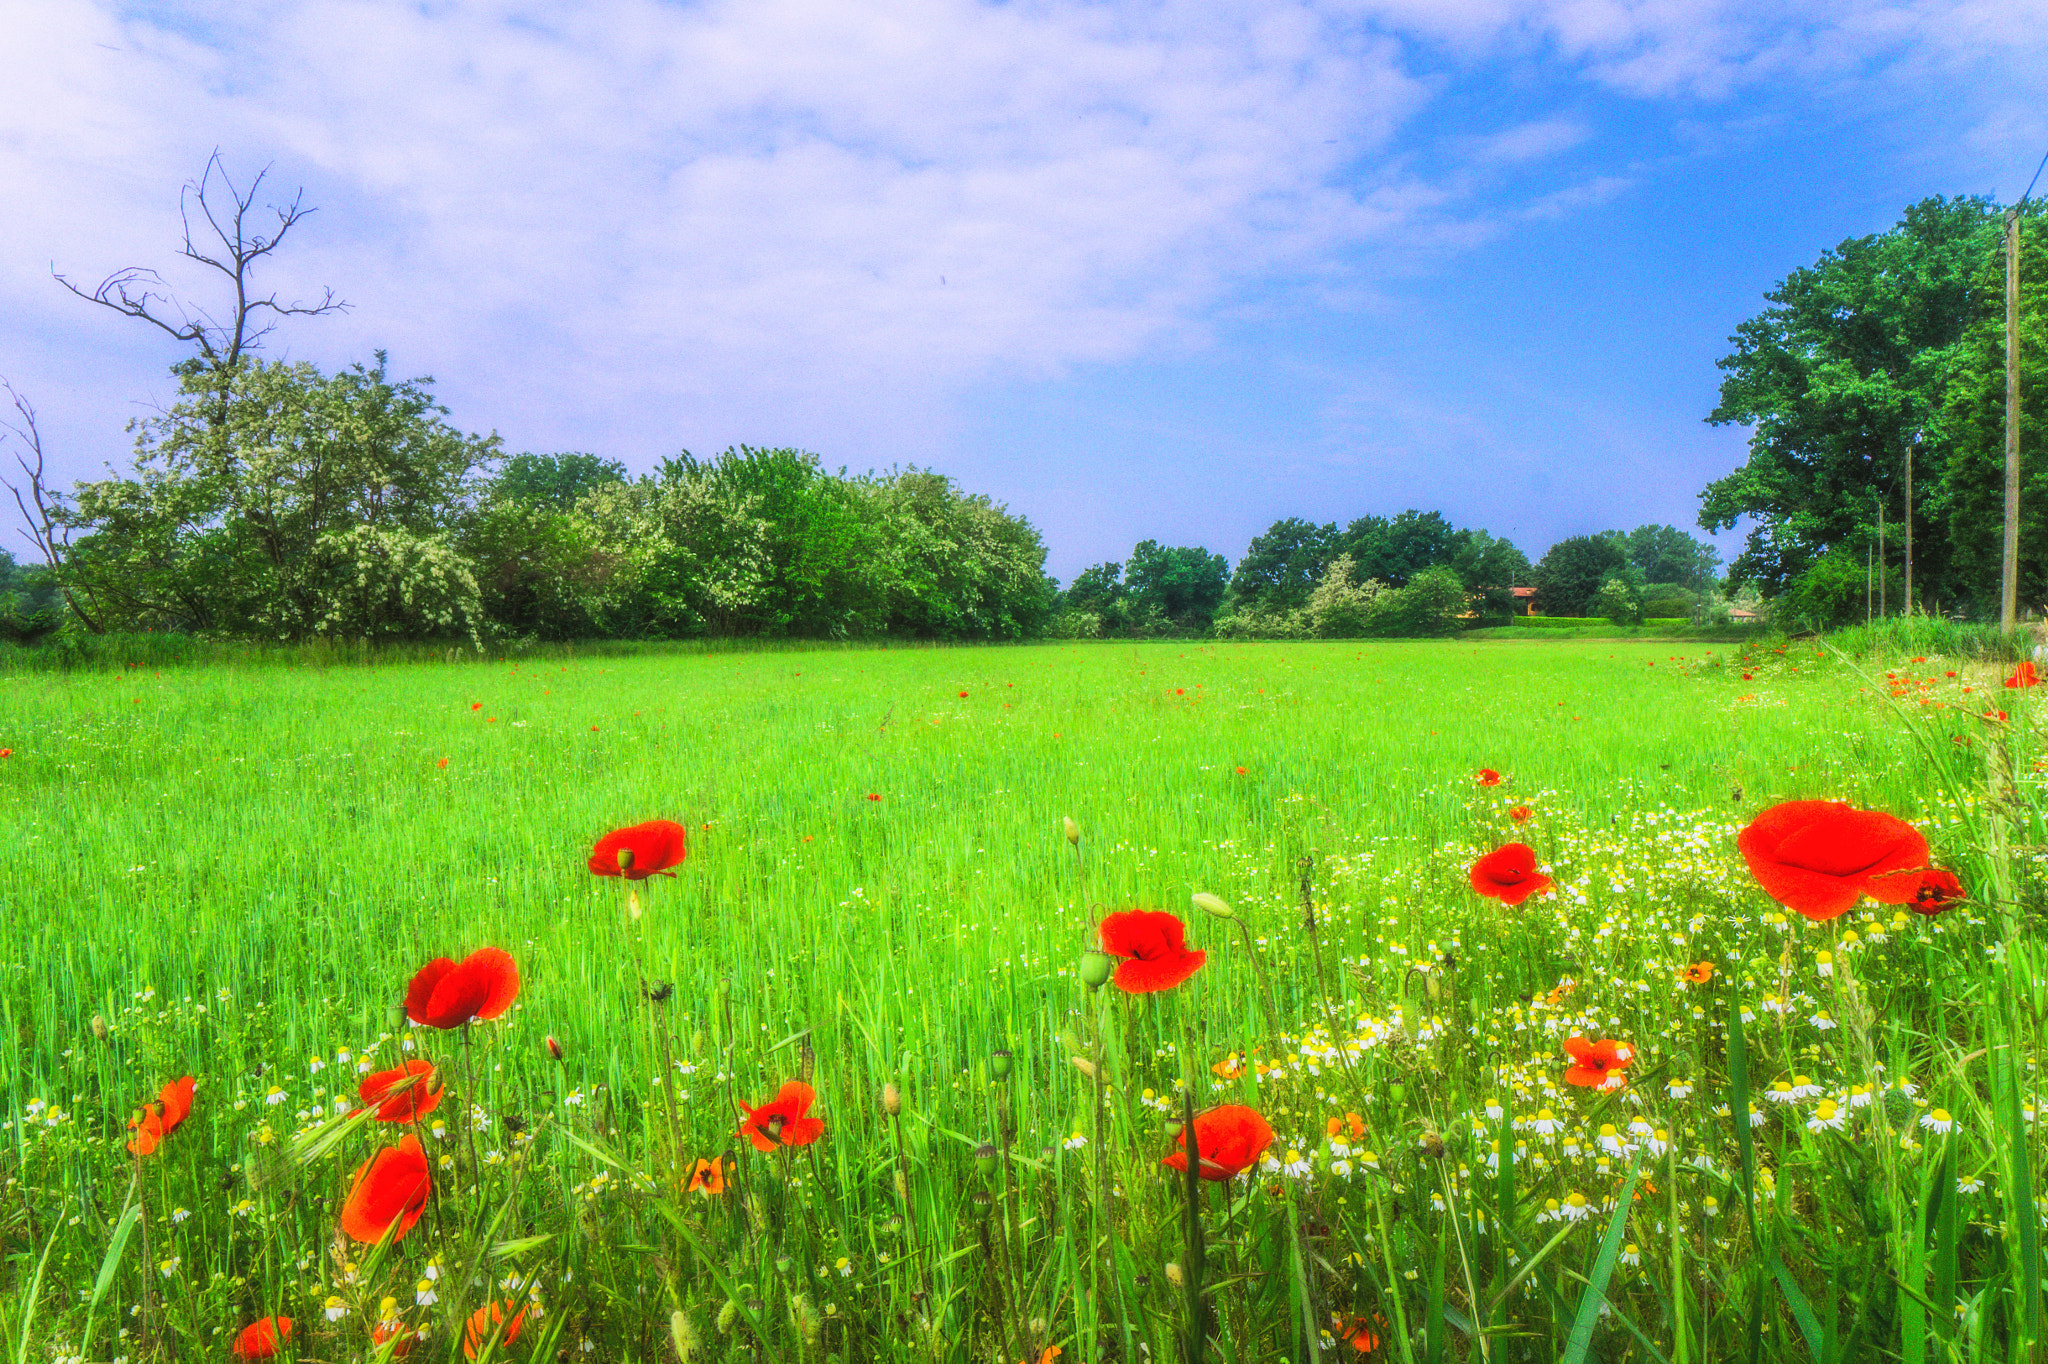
[1164, 1120, 1183, 1139]
[1078, 950, 1115, 990]
[990, 1048, 1013, 1079]
[1063, 816, 1080, 846]
[1389, 1082, 1407, 1102]
[715, 1301, 738, 1334]
[670, 1309, 696, 1360]
[882, 1083, 902, 1117]
[627, 887, 642, 921]
[1191, 891, 1234, 920]
[90, 1014, 109, 1042]
[1164, 1263, 1184, 1288]
[894, 1170, 909, 1202]
[1069, 1056, 1100, 1081]
[545, 1036, 565, 1062]
[975, 1143, 998, 1177]
[423, 1067, 444, 1095]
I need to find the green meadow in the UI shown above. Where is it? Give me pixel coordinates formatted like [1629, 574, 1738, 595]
[2, 638, 2042, 1363]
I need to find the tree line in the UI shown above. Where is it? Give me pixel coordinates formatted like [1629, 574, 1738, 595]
[1049, 515, 1723, 639]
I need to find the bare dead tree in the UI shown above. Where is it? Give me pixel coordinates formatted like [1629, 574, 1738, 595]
[1, 382, 104, 632]
[52, 149, 348, 392]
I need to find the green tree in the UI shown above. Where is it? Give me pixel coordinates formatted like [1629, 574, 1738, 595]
[1532, 534, 1627, 616]
[489, 452, 627, 511]
[1624, 524, 1719, 586]
[1339, 509, 1457, 587]
[1446, 528, 1532, 618]
[1940, 204, 2048, 613]
[1229, 518, 1337, 611]
[57, 354, 497, 638]
[1699, 196, 2002, 596]
[1124, 541, 1229, 629]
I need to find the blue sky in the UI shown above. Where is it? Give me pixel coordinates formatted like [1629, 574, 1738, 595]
[3, 0, 2043, 583]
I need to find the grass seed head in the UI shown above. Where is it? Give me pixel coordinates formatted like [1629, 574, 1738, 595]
[882, 1082, 902, 1117]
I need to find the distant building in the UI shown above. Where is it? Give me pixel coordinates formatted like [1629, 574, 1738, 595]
[1729, 606, 1762, 625]
[1511, 586, 1537, 615]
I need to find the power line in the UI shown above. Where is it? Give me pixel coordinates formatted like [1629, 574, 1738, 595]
[2022, 144, 2048, 207]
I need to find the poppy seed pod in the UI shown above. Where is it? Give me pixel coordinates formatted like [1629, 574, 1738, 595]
[882, 1083, 902, 1117]
[1191, 892, 1234, 920]
[990, 1048, 1013, 1079]
[1078, 951, 1115, 990]
[1063, 816, 1080, 846]
[971, 1189, 994, 1218]
[975, 1143, 998, 1177]
[616, 847, 635, 872]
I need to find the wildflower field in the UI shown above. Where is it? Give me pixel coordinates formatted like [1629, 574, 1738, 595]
[2, 637, 2044, 1364]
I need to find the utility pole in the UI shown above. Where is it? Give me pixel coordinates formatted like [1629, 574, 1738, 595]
[1878, 497, 1887, 617]
[1905, 431, 1918, 614]
[2003, 207, 2023, 633]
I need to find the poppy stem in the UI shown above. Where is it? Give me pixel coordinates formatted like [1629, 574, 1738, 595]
[1178, 1048, 1206, 1364]
[460, 1026, 484, 1193]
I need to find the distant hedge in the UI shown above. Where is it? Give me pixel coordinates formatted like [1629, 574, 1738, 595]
[1510, 615, 1693, 629]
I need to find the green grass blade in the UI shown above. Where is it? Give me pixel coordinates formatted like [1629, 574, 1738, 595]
[1769, 1252, 1825, 1361]
[1559, 1160, 1642, 1364]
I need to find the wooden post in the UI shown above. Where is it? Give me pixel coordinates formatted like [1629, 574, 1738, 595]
[2003, 207, 2022, 633]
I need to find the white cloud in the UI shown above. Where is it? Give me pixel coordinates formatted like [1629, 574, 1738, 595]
[0, 0, 2041, 518]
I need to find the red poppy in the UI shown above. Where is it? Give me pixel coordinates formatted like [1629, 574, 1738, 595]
[358, 1059, 444, 1123]
[231, 1317, 293, 1359]
[462, 1301, 528, 1360]
[127, 1075, 195, 1156]
[1334, 1314, 1384, 1354]
[959, 690, 969, 697]
[1736, 801, 1929, 920]
[737, 1081, 825, 1152]
[1161, 1104, 1275, 1180]
[866, 793, 882, 802]
[1097, 910, 1206, 992]
[1475, 769, 1502, 786]
[686, 1156, 727, 1195]
[1468, 844, 1552, 906]
[1910, 867, 1965, 916]
[1235, 766, 1247, 775]
[339, 1135, 432, 1244]
[0, 748, 11, 758]
[405, 948, 520, 1029]
[1562, 1036, 1633, 1090]
[470, 702, 482, 710]
[1508, 804, 1533, 823]
[436, 757, 449, 769]
[2006, 661, 2039, 689]
[372, 1321, 416, 1357]
[586, 819, 687, 880]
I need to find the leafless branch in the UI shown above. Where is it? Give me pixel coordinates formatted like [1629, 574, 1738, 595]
[0, 380, 103, 631]
[50, 148, 349, 372]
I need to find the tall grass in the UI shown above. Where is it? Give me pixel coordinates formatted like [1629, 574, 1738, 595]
[0, 637, 2039, 1361]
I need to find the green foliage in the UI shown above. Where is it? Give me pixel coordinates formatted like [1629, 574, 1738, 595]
[55, 354, 498, 639]
[1228, 517, 1337, 612]
[488, 452, 627, 511]
[1625, 523, 1719, 586]
[1055, 543, 1231, 636]
[1940, 208, 2048, 613]
[1699, 196, 2038, 611]
[1532, 534, 1627, 616]
[1594, 569, 1643, 626]
[1773, 548, 1902, 631]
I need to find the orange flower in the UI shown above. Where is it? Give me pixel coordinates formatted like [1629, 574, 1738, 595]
[462, 1301, 527, 1360]
[1679, 961, 1714, 985]
[1475, 768, 1502, 786]
[1324, 1112, 1366, 1141]
[1210, 1053, 1245, 1080]
[686, 1156, 727, 1196]
[357, 1060, 443, 1123]
[1562, 1036, 1633, 1090]
[1334, 1313, 1384, 1354]
[339, 1135, 432, 1245]
[127, 1076, 195, 1157]
[231, 1317, 293, 1359]
[1161, 1105, 1275, 1181]
[737, 1081, 825, 1152]
[2006, 661, 2039, 689]
[1508, 804, 1533, 823]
